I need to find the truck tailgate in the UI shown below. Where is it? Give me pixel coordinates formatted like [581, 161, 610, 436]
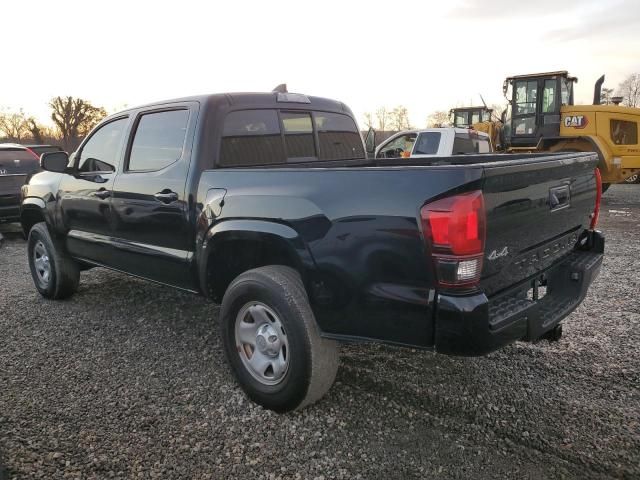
[479, 152, 599, 297]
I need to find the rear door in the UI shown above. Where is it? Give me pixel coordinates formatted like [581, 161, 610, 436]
[109, 104, 198, 289]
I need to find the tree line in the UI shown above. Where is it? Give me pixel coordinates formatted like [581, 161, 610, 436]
[0, 97, 107, 151]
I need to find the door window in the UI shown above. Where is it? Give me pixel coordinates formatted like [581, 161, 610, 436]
[77, 118, 128, 173]
[128, 110, 189, 171]
[515, 80, 538, 116]
[413, 132, 441, 155]
[377, 133, 417, 158]
[220, 110, 284, 167]
[542, 79, 557, 113]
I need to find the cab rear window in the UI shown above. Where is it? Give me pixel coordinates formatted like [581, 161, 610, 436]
[453, 133, 491, 154]
[219, 109, 364, 167]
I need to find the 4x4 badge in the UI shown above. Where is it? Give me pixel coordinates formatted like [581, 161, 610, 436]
[488, 247, 509, 260]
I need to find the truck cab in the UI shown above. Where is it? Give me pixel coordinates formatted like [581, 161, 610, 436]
[375, 128, 492, 159]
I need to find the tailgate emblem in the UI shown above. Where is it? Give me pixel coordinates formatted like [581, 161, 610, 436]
[488, 246, 509, 260]
[0, 168, 6, 175]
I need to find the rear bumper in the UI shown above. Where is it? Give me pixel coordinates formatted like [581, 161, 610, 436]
[434, 230, 604, 356]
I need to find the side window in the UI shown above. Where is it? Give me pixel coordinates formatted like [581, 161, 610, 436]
[78, 118, 128, 173]
[471, 112, 480, 124]
[220, 110, 284, 167]
[128, 110, 189, 171]
[515, 80, 538, 115]
[561, 79, 572, 106]
[282, 112, 316, 160]
[454, 111, 469, 127]
[542, 79, 556, 113]
[413, 132, 441, 155]
[314, 112, 364, 161]
[377, 134, 417, 158]
[611, 120, 638, 145]
[452, 133, 483, 154]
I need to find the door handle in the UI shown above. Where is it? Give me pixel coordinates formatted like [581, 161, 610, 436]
[94, 189, 111, 199]
[154, 190, 179, 203]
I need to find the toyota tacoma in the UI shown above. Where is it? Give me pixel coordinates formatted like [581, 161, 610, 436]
[20, 90, 604, 412]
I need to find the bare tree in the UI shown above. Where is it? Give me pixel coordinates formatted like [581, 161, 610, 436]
[375, 107, 391, 132]
[50, 96, 107, 150]
[0, 109, 30, 141]
[600, 87, 614, 105]
[616, 74, 640, 107]
[26, 117, 58, 144]
[427, 110, 451, 127]
[389, 106, 411, 131]
[363, 112, 374, 129]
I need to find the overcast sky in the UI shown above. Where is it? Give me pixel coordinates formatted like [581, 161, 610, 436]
[3, 0, 640, 128]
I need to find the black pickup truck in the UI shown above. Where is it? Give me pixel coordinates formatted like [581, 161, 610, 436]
[20, 91, 604, 412]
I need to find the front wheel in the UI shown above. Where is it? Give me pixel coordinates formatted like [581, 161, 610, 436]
[220, 266, 339, 412]
[27, 222, 80, 299]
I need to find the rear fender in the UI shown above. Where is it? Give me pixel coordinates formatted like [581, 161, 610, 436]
[197, 219, 317, 298]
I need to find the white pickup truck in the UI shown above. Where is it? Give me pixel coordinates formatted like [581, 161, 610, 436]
[374, 128, 492, 159]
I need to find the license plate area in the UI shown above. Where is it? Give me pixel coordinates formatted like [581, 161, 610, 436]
[526, 276, 548, 301]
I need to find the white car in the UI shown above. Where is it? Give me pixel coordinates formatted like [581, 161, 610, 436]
[374, 128, 492, 159]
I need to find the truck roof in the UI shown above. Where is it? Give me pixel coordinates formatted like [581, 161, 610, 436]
[109, 92, 352, 120]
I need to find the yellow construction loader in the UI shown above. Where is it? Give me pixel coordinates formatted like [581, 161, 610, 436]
[450, 106, 493, 128]
[472, 71, 640, 190]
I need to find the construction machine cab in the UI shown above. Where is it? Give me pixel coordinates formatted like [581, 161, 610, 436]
[450, 106, 493, 128]
[502, 71, 577, 148]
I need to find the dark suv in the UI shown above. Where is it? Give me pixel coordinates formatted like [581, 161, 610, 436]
[0, 144, 41, 222]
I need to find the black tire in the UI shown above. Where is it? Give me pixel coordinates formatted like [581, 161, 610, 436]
[220, 265, 339, 412]
[27, 222, 80, 299]
[602, 183, 611, 193]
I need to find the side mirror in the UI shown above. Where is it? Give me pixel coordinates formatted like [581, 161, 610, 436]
[364, 127, 376, 156]
[41, 151, 70, 173]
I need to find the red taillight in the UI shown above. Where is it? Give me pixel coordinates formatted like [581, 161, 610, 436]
[420, 190, 486, 288]
[590, 168, 602, 230]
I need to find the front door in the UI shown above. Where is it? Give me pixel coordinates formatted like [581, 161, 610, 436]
[110, 106, 197, 290]
[59, 116, 130, 264]
[511, 77, 561, 147]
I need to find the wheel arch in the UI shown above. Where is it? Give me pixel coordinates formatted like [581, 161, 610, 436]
[20, 199, 47, 238]
[198, 219, 317, 302]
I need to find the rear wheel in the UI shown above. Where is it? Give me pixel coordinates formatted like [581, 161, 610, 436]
[220, 265, 339, 412]
[27, 222, 80, 299]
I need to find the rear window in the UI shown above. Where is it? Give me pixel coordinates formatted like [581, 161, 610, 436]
[219, 109, 364, 167]
[314, 112, 364, 160]
[282, 112, 316, 160]
[28, 146, 62, 156]
[220, 110, 285, 167]
[0, 149, 37, 162]
[453, 133, 491, 154]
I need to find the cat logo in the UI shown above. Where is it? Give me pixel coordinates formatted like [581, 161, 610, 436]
[563, 115, 588, 129]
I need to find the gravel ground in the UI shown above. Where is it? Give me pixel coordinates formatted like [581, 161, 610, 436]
[1, 185, 639, 479]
